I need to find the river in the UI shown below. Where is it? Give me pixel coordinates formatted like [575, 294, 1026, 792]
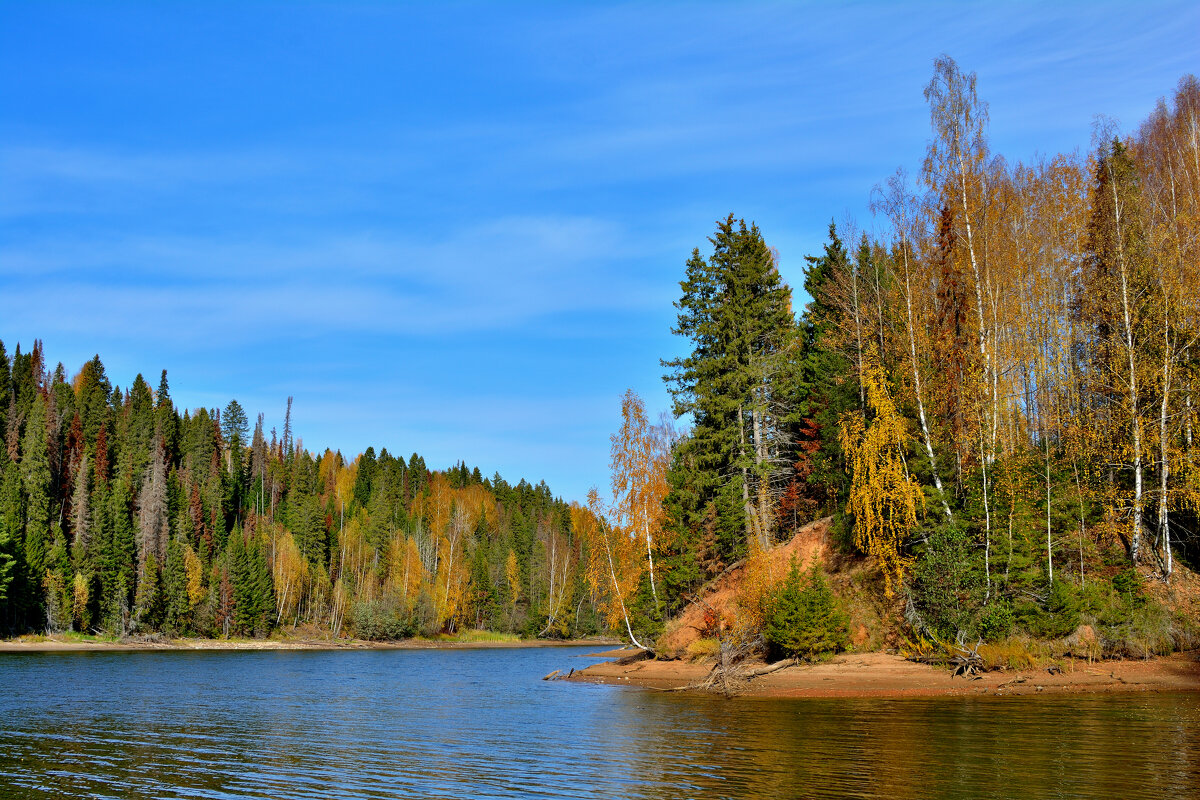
[0, 646, 1196, 798]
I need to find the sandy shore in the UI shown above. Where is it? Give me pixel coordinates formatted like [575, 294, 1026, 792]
[0, 635, 620, 653]
[566, 649, 1200, 698]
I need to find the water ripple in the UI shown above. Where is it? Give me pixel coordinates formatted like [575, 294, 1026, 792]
[1, 649, 1196, 799]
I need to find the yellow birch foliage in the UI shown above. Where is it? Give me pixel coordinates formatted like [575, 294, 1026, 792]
[840, 364, 923, 596]
[183, 543, 206, 608]
[456, 483, 497, 530]
[338, 515, 374, 600]
[385, 530, 426, 605]
[317, 449, 340, 497]
[72, 572, 89, 630]
[334, 461, 357, 513]
[273, 531, 309, 621]
[574, 494, 641, 633]
[427, 473, 454, 537]
[505, 549, 521, 603]
[736, 536, 779, 632]
[609, 389, 671, 605]
[432, 501, 471, 629]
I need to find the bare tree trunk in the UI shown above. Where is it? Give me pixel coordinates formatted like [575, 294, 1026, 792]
[1158, 312, 1173, 581]
[1045, 437, 1053, 583]
[851, 258, 867, 410]
[980, 427, 992, 599]
[738, 405, 757, 545]
[643, 518, 659, 610]
[1073, 460, 1087, 588]
[1111, 165, 1145, 563]
[752, 402, 771, 549]
[957, 151, 999, 587]
[600, 522, 648, 651]
[899, 237, 954, 522]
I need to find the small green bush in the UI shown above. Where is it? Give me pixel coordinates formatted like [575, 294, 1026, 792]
[763, 561, 849, 661]
[977, 601, 1014, 642]
[351, 599, 416, 640]
[1013, 580, 1081, 639]
[1112, 568, 1144, 606]
[909, 522, 984, 641]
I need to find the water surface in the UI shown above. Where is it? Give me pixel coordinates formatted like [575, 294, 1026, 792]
[1, 647, 1196, 799]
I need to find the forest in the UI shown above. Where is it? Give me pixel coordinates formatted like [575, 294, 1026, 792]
[0, 349, 604, 640]
[2, 59, 1198, 655]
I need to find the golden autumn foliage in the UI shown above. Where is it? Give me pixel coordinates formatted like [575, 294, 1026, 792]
[385, 531, 424, 607]
[609, 389, 671, 609]
[575, 493, 645, 646]
[505, 549, 521, 604]
[273, 530, 309, 624]
[840, 363, 923, 595]
[71, 571, 89, 631]
[183, 543, 206, 608]
[736, 537, 779, 633]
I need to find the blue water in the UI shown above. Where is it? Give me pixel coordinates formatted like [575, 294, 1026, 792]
[0, 646, 1196, 799]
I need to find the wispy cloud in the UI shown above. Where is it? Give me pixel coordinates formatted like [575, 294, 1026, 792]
[3, 0, 1196, 501]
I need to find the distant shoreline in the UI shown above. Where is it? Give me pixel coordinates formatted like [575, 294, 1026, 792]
[565, 650, 1200, 698]
[0, 635, 621, 654]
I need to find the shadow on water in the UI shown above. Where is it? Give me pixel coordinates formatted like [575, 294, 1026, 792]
[1, 648, 1196, 799]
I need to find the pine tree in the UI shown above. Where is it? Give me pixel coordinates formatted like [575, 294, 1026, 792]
[20, 395, 51, 593]
[133, 550, 163, 630]
[136, 438, 169, 577]
[156, 370, 178, 462]
[798, 223, 863, 510]
[0, 460, 18, 616]
[663, 215, 798, 563]
[0, 341, 10, 465]
[163, 537, 190, 632]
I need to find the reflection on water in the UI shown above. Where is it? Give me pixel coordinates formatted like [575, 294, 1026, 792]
[0, 648, 1196, 799]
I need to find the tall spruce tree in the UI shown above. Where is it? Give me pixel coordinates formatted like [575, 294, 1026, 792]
[797, 223, 864, 511]
[663, 215, 798, 562]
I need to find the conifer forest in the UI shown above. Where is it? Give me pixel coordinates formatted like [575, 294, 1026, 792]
[2, 59, 1198, 654]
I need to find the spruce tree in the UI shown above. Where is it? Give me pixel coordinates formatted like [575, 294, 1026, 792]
[20, 395, 51, 593]
[663, 215, 798, 563]
[796, 223, 862, 509]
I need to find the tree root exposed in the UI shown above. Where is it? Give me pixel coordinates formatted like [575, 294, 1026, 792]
[658, 634, 793, 698]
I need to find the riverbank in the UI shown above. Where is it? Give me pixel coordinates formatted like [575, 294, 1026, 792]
[0, 633, 621, 653]
[566, 649, 1200, 697]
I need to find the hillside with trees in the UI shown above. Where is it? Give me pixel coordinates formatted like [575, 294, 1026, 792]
[586, 60, 1200, 663]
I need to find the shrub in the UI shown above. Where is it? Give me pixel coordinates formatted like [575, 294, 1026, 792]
[977, 601, 1014, 642]
[686, 637, 721, 661]
[762, 561, 849, 661]
[350, 599, 416, 640]
[1112, 568, 1144, 606]
[977, 637, 1041, 670]
[1046, 579, 1081, 633]
[1018, 580, 1080, 639]
[909, 522, 984, 640]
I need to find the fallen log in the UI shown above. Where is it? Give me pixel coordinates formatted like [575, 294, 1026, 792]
[743, 658, 798, 678]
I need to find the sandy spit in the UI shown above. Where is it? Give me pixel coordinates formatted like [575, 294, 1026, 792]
[565, 650, 1200, 698]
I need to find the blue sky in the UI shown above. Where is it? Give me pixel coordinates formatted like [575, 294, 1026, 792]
[1, 2, 1196, 501]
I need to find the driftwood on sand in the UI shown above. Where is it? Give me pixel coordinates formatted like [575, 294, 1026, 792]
[658, 633, 797, 698]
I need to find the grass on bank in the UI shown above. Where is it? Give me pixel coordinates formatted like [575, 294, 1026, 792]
[430, 629, 522, 644]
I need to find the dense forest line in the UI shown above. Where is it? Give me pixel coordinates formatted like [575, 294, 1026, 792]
[2, 59, 1198, 654]
[0, 346, 606, 639]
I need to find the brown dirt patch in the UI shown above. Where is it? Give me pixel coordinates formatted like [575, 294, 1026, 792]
[656, 517, 834, 658]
